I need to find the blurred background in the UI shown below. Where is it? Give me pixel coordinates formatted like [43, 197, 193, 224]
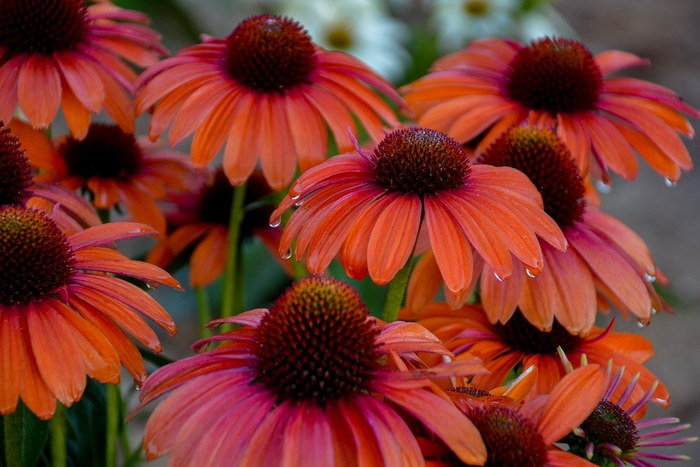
[110, 0, 700, 464]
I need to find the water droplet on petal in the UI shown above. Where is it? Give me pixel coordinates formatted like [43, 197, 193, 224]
[290, 192, 301, 200]
[637, 318, 649, 328]
[595, 179, 611, 194]
[651, 308, 658, 315]
[664, 178, 678, 187]
[146, 283, 159, 290]
[645, 273, 656, 283]
[269, 217, 281, 228]
[294, 199, 304, 207]
[494, 272, 504, 282]
[281, 249, 292, 260]
[526, 269, 536, 278]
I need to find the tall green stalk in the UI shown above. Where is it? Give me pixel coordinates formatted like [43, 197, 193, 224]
[381, 257, 414, 323]
[221, 183, 247, 320]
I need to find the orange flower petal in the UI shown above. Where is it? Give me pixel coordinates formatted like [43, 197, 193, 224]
[0, 57, 21, 124]
[17, 312, 56, 420]
[367, 194, 422, 285]
[481, 260, 523, 324]
[60, 83, 92, 140]
[0, 308, 23, 415]
[595, 50, 649, 75]
[53, 52, 105, 113]
[18, 54, 62, 129]
[424, 194, 474, 294]
[49, 298, 120, 383]
[222, 96, 262, 185]
[406, 250, 443, 316]
[87, 177, 120, 209]
[537, 365, 606, 445]
[69, 285, 163, 350]
[72, 298, 147, 384]
[117, 182, 166, 234]
[190, 226, 228, 287]
[305, 85, 357, 153]
[340, 195, 394, 281]
[26, 301, 85, 407]
[580, 112, 639, 180]
[168, 82, 232, 146]
[72, 274, 176, 337]
[260, 95, 297, 190]
[286, 91, 329, 172]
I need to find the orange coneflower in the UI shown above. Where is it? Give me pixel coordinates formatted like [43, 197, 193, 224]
[147, 168, 291, 287]
[9, 120, 191, 234]
[407, 126, 664, 334]
[0, 204, 180, 420]
[402, 37, 700, 184]
[0, 119, 100, 229]
[132, 277, 488, 466]
[423, 365, 607, 467]
[271, 127, 566, 297]
[0, 0, 167, 138]
[564, 366, 698, 467]
[133, 14, 408, 190]
[401, 303, 669, 408]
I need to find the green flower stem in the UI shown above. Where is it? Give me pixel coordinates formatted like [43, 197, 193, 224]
[105, 384, 120, 467]
[221, 183, 247, 320]
[381, 256, 414, 323]
[195, 286, 212, 337]
[50, 403, 67, 467]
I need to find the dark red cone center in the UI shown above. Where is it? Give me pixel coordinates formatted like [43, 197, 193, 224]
[59, 124, 143, 181]
[0, 122, 33, 206]
[0, 205, 75, 305]
[372, 128, 471, 195]
[253, 276, 381, 406]
[505, 37, 603, 115]
[481, 126, 586, 228]
[0, 0, 88, 55]
[225, 14, 317, 94]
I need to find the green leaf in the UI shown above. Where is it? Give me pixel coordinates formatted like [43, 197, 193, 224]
[2, 401, 49, 467]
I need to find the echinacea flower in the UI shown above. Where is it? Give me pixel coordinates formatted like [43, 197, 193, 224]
[407, 125, 663, 334]
[401, 303, 669, 406]
[423, 365, 607, 467]
[147, 168, 291, 288]
[278, 0, 411, 81]
[0, 119, 100, 229]
[0, 0, 168, 138]
[402, 36, 700, 183]
[565, 366, 698, 466]
[134, 14, 408, 190]
[131, 276, 488, 466]
[271, 127, 566, 296]
[9, 120, 191, 234]
[0, 204, 180, 420]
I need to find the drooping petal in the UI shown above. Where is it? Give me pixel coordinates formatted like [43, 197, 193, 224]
[0, 308, 23, 415]
[26, 301, 85, 407]
[189, 226, 228, 287]
[18, 54, 62, 128]
[53, 52, 105, 113]
[536, 365, 606, 445]
[424, 194, 474, 294]
[367, 194, 422, 285]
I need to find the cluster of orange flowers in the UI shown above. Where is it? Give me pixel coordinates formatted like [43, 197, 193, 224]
[0, 1, 697, 466]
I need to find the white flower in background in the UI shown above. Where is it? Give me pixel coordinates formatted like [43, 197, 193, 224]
[518, 4, 578, 42]
[277, 0, 412, 82]
[430, 0, 519, 53]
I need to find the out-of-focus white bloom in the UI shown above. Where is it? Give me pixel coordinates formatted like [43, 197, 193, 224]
[277, 0, 412, 82]
[517, 4, 578, 42]
[430, 0, 519, 53]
